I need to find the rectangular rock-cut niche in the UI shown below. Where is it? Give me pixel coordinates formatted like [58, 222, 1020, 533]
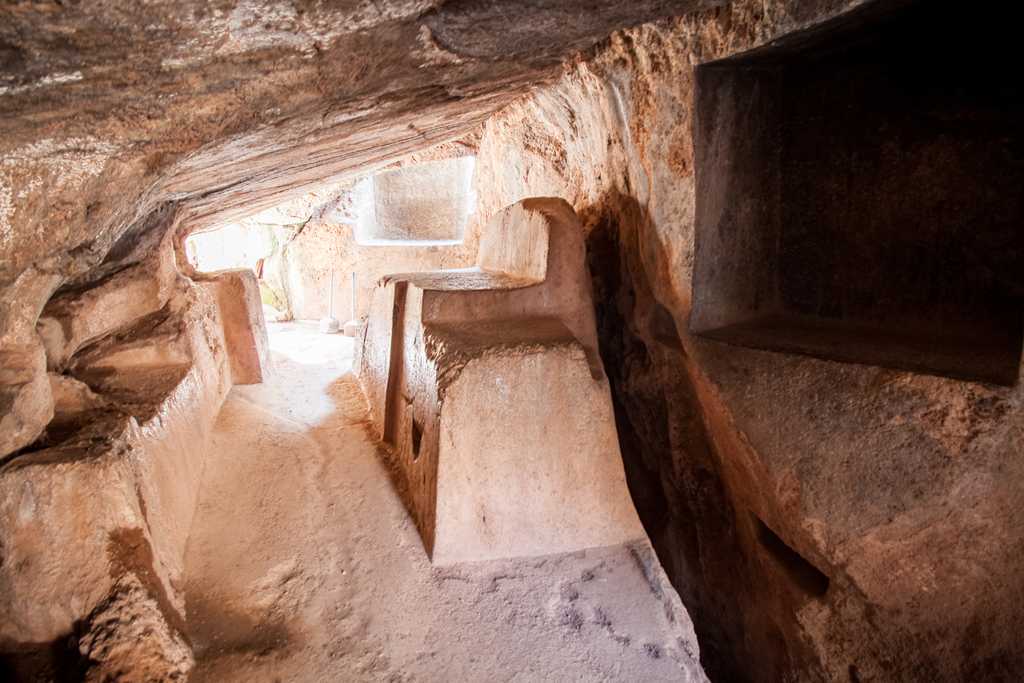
[690, 0, 1024, 385]
[353, 157, 476, 246]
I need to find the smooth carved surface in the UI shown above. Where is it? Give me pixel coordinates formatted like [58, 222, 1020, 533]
[183, 322, 705, 681]
[356, 157, 476, 244]
[379, 268, 542, 292]
[378, 199, 553, 290]
[434, 339, 644, 564]
[476, 200, 550, 281]
[198, 269, 270, 386]
[358, 198, 639, 563]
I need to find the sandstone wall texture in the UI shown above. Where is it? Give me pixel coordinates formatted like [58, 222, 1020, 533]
[472, 1, 1024, 681]
[198, 269, 270, 385]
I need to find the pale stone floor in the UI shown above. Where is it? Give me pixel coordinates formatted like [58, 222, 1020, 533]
[182, 321, 706, 682]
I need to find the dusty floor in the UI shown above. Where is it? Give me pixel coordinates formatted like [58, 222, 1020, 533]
[183, 321, 706, 682]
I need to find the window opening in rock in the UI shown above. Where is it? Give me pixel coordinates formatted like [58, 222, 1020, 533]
[184, 158, 479, 336]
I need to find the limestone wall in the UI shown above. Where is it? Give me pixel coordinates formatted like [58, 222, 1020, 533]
[471, 2, 1024, 680]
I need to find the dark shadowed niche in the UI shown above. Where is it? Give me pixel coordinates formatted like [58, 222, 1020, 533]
[690, 0, 1024, 385]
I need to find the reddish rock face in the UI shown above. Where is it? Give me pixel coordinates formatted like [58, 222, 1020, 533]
[1, 1, 724, 677]
[472, 1, 1024, 680]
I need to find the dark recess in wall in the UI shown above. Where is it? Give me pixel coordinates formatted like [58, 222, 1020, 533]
[753, 516, 830, 598]
[411, 416, 423, 461]
[584, 194, 760, 682]
[0, 630, 90, 682]
[690, 0, 1024, 385]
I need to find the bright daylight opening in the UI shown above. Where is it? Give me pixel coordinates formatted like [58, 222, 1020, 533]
[184, 156, 480, 344]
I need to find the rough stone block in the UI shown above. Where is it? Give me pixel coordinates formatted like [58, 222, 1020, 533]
[36, 242, 178, 372]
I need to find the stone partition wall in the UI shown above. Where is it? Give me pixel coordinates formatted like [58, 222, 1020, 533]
[353, 156, 477, 244]
[472, 1, 1024, 680]
[197, 269, 270, 385]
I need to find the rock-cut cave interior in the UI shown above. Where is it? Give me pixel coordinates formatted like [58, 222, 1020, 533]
[1, 1, 1022, 681]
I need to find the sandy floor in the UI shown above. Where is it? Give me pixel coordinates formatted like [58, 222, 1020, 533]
[183, 321, 707, 682]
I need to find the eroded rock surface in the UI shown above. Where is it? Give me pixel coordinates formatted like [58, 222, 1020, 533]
[1, 2, 725, 677]
[1, 0, 720, 460]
